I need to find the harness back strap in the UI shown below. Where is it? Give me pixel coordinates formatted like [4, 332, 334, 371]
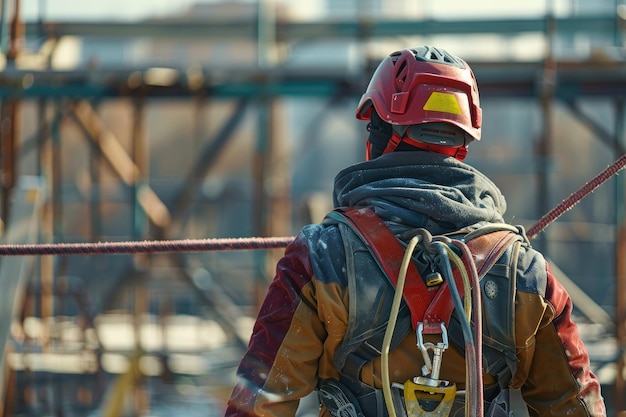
[334, 207, 521, 331]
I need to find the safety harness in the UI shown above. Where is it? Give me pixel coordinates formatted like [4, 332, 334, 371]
[318, 206, 530, 417]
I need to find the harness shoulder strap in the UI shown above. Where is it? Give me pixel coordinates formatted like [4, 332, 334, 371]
[328, 206, 433, 329]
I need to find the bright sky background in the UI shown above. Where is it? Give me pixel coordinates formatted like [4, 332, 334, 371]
[11, 0, 610, 65]
[17, 0, 580, 22]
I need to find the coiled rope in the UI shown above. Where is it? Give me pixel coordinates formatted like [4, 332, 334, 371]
[0, 153, 623, 256]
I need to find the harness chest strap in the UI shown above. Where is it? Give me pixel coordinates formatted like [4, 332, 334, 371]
[334, 207, 520, 331]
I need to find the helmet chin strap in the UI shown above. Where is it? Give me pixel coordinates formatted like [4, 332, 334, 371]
[402, 136, 469, 161]
[377, 131, 468, 161]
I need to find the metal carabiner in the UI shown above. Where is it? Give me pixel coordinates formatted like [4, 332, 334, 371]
[416, 322, 448, 382]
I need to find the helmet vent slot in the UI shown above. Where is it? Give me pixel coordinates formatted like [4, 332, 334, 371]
[395, 60, 407, 84]
[390, 51, 402, 65]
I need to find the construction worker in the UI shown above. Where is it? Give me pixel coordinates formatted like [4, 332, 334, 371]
[224, 46, 606, 417]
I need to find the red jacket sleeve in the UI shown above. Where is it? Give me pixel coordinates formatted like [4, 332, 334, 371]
[515, 262, 606, 417]
[224, 234, 326, 417]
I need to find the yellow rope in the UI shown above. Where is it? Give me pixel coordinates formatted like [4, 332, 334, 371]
[381, 235, 420, 417]
[443, 245, 472, 322]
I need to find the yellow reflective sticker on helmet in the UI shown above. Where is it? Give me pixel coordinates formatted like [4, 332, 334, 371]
[423, 92, 462, 115]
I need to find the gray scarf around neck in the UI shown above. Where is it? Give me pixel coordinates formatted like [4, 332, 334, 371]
[332, 152, 507, 234]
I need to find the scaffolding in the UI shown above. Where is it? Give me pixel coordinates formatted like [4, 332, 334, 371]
[0, 1, 624, 416]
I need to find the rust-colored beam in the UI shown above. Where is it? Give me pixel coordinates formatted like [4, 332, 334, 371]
[131, 97, 148, 238]
[5, 0, 22, 62]
[0, 0, 23, 234]
[165, 99, 249, 237]
[0, 99, 18, 229]
[70, 101, 171, 230]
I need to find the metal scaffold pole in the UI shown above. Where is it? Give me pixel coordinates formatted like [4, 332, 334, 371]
[615, 99, 626, 415]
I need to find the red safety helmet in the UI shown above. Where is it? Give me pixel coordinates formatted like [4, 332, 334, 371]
[356, 46, 482, 160]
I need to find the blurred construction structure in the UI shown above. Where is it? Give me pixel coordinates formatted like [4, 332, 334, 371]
[0, 0, 625, 415]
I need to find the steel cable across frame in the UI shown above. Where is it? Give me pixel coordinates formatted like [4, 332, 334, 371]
[0, 153, 622, 256]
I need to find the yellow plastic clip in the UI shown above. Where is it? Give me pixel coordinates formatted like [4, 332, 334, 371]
[404, 322, 456, 417]
[403, 377, 457, 417]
